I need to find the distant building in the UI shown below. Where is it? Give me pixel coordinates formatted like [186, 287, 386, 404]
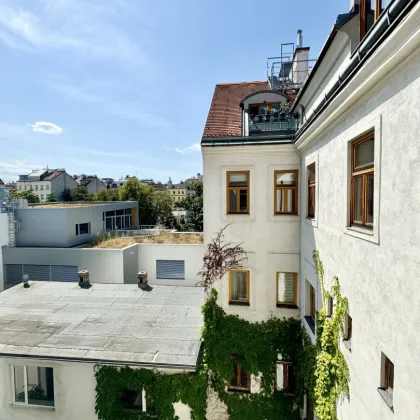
[101, 178, 114, 189]
[16, 169, 77, 202]
[167, 178, 187, 205]
[0, 179, 4, 187]
[74, 175, 106, 195]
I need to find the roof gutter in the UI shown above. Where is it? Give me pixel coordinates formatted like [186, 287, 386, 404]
[295, 0, 416, 142]
[0, 352, 198, 371]
[291, 5, 360, 112]
[201, 134, 294, 147]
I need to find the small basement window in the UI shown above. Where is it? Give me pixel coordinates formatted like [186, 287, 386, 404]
[156, 260, 185, 280]
[12, 365, 55, 407]
[75, 222, 91, 236]
[378, 353, 394, 409]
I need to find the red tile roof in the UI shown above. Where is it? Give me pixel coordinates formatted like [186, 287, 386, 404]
[202, 81, 270, 138]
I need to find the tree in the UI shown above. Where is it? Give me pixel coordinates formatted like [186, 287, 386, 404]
[46, 192, 57, 202]
[153, 191, 175, 227]
[178, 182, 203, 231]
[94, 188, 120, 202]
[10, 189, 40, 204]
[62, 188, 71, 202]
[70, 186, 93, 201]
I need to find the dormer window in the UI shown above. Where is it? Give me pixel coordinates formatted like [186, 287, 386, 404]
[360, 0, 391, 40]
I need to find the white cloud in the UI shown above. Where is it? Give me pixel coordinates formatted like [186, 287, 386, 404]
[29, 122, 63, 135]
[0, 1, 144, 63]
[0, 160, 42, 179]
[174, 144, 201, 154]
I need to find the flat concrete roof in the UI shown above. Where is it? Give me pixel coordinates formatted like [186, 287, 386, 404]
[0, 282, 204, 370]
[29, 201, 137, 209]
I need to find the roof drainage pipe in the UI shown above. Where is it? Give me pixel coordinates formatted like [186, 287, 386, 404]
[297, 0, 416, 139]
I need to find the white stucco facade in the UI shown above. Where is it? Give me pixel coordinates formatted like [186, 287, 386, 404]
[296, 5, 420, 419]
[203, 145, 300, 322]
[0, 358, 194, 420]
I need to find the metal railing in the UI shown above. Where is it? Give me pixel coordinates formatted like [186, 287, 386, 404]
[249, 114, 299, 134]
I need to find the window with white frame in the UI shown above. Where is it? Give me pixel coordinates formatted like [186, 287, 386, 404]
[12, 365, 55, 407]
[75, 222, 91, 236]
[119, 388, 157, 414]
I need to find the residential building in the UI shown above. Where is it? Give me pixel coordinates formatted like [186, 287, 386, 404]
[0, 281, 203, 420]
[201, 0, 420, 419]
[16, 169, 77, 202]
[101, 177, 114, 189]
[75, 175, 106, 195]
[167, 178, 187, 205]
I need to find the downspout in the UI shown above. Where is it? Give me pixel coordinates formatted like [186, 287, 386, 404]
[295, 0, 415, 140]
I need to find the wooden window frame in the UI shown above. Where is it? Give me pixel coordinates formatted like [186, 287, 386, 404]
[307, 163, 316, 218]
[274, 170, 299, 215]
[309, 284, 316, 320]
[274, 361, 294, 394]
[229, 270, 250, 305]
[228, 357, 251, 392]
[381, 355, 394, 393]
[276, 272, 298, 307]
[226, 171, 250, 215]
[360, 0, 384, 40]
[344, 315, 352, 341]
[350, 131, 374, 228]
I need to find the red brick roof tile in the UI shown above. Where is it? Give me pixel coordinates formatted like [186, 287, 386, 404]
[202, 81, 270, 138]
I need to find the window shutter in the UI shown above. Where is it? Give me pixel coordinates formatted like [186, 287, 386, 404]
[23, 265, 50, 281]
[156, 260, 185, 280]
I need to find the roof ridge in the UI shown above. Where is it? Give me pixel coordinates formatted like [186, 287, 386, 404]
[215, 80, 267, 86]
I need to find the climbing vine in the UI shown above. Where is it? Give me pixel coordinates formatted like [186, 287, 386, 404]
[95, 365, 207, 420]
[312, 250, 350, 420]
[94, 244, 350, 420]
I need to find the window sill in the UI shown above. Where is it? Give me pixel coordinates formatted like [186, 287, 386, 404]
[226, 212, 250, 216]
[344, 225, 378, 244]
[276, 304, 298, 309]
[304, 216, 318, 228]
[228, 388, 251, 394]
[304, 316, 315, 334]
[377, 388, 393, 411]
[11, 404, 55, 411]
[343, 340, 352, 351]
[229, 301, 250, 307]
[269, 214, 300, 223]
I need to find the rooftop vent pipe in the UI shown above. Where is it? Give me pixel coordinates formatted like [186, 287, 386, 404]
[297, 29, 303, 48]
[22, 274, 30, 288]
[78, 270, 91, 289]
[137, 271, 148, 289]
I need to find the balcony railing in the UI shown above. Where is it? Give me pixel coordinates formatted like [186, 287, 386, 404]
[248, 113, 299, 135]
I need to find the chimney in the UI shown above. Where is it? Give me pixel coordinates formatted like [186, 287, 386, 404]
[297, 29, 303, 49]
[22, 273, 30, 288]
[78, 270, 91, 289]
[137, 271, 148, 289]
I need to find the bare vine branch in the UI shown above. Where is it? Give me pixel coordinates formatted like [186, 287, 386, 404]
[198, 224, 248, 293]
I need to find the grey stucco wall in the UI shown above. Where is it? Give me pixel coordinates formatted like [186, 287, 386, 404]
[15, 202, 138, 248]
[51, 172, 77, 201]
[123, 244, 139, 284]
[138, 244, 204, 287]
[298, 45, 420, 420]
[2, 247, 125, 284]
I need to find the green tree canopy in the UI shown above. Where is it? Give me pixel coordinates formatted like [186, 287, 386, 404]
[10, 189, 40, 204]
[46, 192, 57, 202]
[70, 186, 94, 202]
[178, 182, 203, 231]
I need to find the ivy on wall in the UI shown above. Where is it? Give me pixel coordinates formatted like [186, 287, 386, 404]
[94, 248, 349, 420]
[202, 288, 310, 420]
[312, 250, 350, 420]
[95, 365, 207, 420]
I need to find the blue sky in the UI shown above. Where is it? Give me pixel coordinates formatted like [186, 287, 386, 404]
[0, 0, 348, 183]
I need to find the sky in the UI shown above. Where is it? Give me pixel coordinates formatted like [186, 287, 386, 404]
[0, 0, 349, 183]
